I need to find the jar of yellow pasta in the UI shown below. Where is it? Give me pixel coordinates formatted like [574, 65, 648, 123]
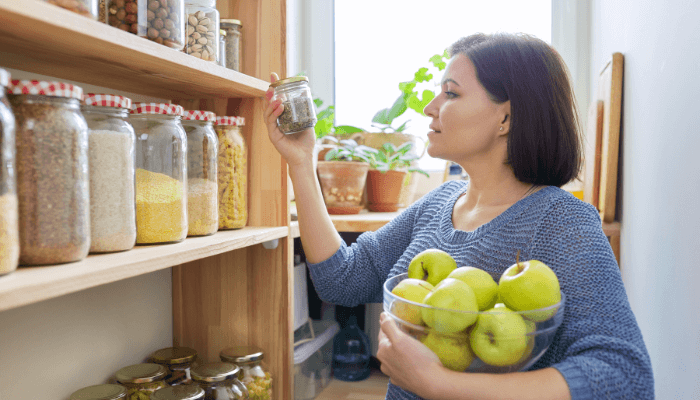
[214, 116, 247, 230]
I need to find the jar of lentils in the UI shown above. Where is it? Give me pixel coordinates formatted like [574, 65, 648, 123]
[184, 0, 219, 62]
[219, 19, 241, 71]
[0, 69, 18, 276]
[214, 116, 246, 230]
[116, 363, 170, 400]
[69, 384, 128, 400]
[8, 80, 90, 266]
[130, 103, 188, 245]
[107, 0, 185, 50]
[151, 346, 199, 386]
[44, 0, 98, 19]
[219, 346, 272, 400]
[270, 76, 317, 135]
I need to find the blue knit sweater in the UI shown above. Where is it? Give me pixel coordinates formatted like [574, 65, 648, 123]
[307, 180, 654, 400]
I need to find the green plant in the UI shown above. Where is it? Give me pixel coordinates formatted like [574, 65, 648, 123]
[323, 138, 377, 162]
[367, 142, 430, 177]
[313, 98, 365, 139]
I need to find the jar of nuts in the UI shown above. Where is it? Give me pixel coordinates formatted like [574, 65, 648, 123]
[185, 0, 219, 62]
[219, 19, 242, 72]
[214, 116, 247, 230]
[108, 0, 185, 50]
[44, 0, 99, 19]
[0, 69, 18, 276]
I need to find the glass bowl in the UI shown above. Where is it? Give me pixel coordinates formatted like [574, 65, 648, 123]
[383, 273, 565, 373]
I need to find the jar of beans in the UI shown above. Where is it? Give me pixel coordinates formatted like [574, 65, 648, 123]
[8, 80, 90, 266]
[81, 94, 137, 254]
[69, 384, 128, 400]
[214, 116, 247, 230]
[219, 19, 241, 71]
[44, 0, 98, 19]
[0, 69, 18, 276]
[184, 0, 219, 62]
[107, 0, 185, 50]
[116, 363, 170, 400]
[219, 346, 272, 400]
[182, 110, 218, 237]
[130, 103, 188, 245]
[269, 76, 317, 135]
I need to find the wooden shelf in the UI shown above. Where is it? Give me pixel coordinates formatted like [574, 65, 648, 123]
[0, 226, 288, 313]
[0, 0, 269, 98]
[290, 221, 300, 239]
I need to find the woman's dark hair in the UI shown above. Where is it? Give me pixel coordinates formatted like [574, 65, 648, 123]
[449, 33, 582, 187]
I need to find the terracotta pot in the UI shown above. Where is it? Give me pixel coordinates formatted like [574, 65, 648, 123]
[366, 169, 408, 212]
[317, 161, 369, 215]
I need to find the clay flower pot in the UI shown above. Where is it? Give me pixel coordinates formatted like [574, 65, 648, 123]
[317, 161, 370, 214]
[366, 169, 408, 212]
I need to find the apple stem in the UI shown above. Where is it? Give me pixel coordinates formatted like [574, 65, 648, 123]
[516, 250, 524, 273]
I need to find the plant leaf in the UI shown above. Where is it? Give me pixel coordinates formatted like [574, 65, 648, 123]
[399, 81, 416, 94]
[394, 120, 410, 132]
[372, 108, 391, 125]
[429, 52, 447, 70]
[387, 94, 408, 122]
[334, 125, 364, 135]
[313, 98, 324, 108]
[414, 67, 433, 83]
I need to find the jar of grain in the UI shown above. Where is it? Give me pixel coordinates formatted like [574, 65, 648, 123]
[218, 29, 226, 67]
[116, 363, 170, 399]
[269, 76, 317, 135]
[107, 0, 185, 50]
[220, 19, 242, 72]
[191, 362, 245, 400]
[130, 103, 188, 244]
[69, 384, 127, 400]
[219, 346, 272, 400]
[8, 80, 90, 266]
[183, 110, 218, 237]
[214, 116, 247, 230]
[184, 0, 219, 62]
[44, 0, 98, 19]
[82, 94, 137, 253]
[152, 385, 205, 400]
[0, 69, 18, 276]
[151, 346, 199, 386]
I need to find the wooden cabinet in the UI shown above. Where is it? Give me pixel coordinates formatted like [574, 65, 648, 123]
[0, 0, 292, 398]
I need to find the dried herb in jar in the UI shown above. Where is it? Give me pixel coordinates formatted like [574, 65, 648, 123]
[278, 97, 316, 134]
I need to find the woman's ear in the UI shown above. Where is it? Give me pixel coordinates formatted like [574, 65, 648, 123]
[498, 100, 511, 135]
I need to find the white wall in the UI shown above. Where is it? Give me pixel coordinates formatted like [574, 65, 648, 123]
[590, 1, 700, 398]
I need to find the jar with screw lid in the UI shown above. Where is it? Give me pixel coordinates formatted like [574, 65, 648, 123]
[182, 110, 218, 237]
[269, 76, 317, 135]
[107, 0, 185, 50]
[0, 69, 18, 276]
[116, 363, 170, 399]
[82, 93, 137, 253]
[219, 19, 241, 72]
[130, 103, 188, 245]
[151, 346, 199, 386]
[218, 29, 226, 67]
[152, 384, 205, 400]
[8, 80, 90, 266]
[70, 384, 128, 400]
[44, 0, 98, 19]
[219, 346, 272, 400]
[214, 116, 247, 230]
[192, 362, 246, 400]
[184, 0, 219, 62]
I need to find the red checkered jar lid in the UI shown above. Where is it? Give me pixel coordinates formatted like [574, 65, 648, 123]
[183, 110, 216, 122]
[0, 69, 9, 88]
[8, 80, 83, 99]
[83, 93, 132, 109]
[130, 103, 184, 116]
[215, 116, 245, 126]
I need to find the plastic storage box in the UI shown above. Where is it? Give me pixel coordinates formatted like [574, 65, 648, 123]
[294, 319, 340, 400]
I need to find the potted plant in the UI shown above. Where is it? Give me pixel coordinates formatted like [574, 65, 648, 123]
[365, 142, 429, 212]
[313, 98, 365, 162]
[317, 138, 377, 215]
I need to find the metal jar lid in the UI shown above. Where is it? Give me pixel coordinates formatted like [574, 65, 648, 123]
[269, 76, 308, 89]
[151, 385, 205, 400]
[219, 346, 264, 364]
[220, 19, 242, 27]
[191, 362, 240, 383]
[69, 384, 127, 400]
[151, 346, 198, 365]
[115, 363, 168, 384]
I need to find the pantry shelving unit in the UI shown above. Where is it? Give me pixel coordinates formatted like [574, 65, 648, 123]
[0, 0, 292, 399]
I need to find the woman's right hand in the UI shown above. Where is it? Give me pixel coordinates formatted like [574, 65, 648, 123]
[263, 72, 317, 169]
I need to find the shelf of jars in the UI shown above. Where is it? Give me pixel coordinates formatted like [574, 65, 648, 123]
[0, 0, 264, 99]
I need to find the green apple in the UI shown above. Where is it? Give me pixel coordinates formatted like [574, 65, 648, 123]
[407, 249, 457, 287]
[516, 319, 537, 364]
[420, 332, 474, 372]
[469, 306, 528, 366]
[447, 267, 499, 311]
[498, 259, 562, 322]
[421, 278, 478, 333]
[390, 278, 434, 325]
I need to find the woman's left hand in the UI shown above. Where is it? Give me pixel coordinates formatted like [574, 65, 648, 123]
[377, 312, 444, 397]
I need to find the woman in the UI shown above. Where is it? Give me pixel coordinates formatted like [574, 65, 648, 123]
[264, 33, 654, 400]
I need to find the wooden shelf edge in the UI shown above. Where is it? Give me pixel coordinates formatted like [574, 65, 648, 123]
[290, 221, 300, 239]
[602, 221, 621, 237]
[0, 226, 288, 313]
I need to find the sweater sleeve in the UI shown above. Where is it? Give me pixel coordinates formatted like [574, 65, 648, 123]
[529, 198, 654, 400]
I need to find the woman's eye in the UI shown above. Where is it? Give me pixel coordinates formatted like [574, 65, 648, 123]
[444, 91, 458, 99]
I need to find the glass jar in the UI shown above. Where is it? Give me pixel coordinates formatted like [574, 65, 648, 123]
[45, 0, 98, 19]
[70, 384, 127, 400]
[152, 384, 205, 400]
[151, 346, 199, 386]
[219, 19, 241, 72]
[116, 363, 170, 400]
[218, 29, 226, 67]
[183, 110, 218, 237]
[82, 94, 137, 253]
[130, 103, 188, 245]
[219, 346, 272, 400]
[8, 80, 90, 266]
[214, 116, 247, 230]
[107, 0, 185, 50]
[191, 362, 244, 400]
[0, 69, 18, 276]
[185, 0, 219, 62]
[269, 76, 317, 135]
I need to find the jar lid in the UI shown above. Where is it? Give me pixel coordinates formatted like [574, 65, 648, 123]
[215, 116, 245, 126]
[219, 346, 264, 364]
[183, 110, 216, 122]
[151, 385, 205, 400]
[191, 362, 240, 383]
[0, 69, 9, 87]
[151, 347, 198, 365]
[220, 19, 242, 27]
[269, 76, 308, 88]
[131, 103, 184, 116]
[220, 29, 227, 36]
[8, 79, 83, 99]
[83, 93, 133, 109]
[70, 384, 127, 400]
[115, 363, 168, 384]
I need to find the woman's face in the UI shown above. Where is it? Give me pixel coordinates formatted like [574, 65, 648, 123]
[424, 54, 510, 165]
